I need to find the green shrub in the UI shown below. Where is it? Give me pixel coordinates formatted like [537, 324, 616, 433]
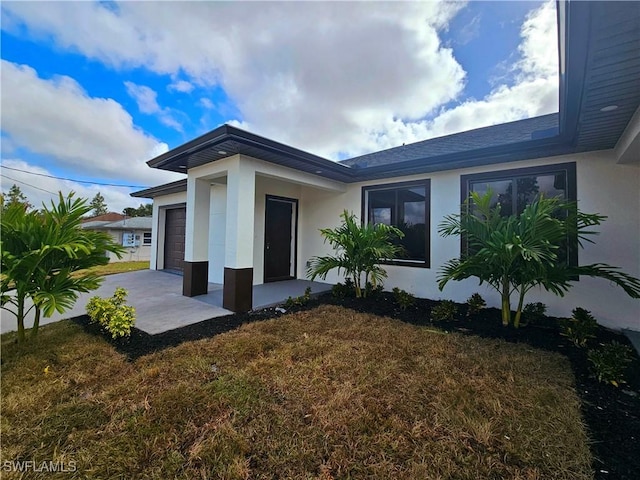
[332, 278, 355, 299]
[521, 302, 547, 326]
[561, 307, 598, 347]
[588, 341, 633, 387]
[432, 300, 457, 322]
[86, 287, 136, 338]
[365, 282, 384, 299]
[466, 293, 486, 317]
[284, 287, 312, 309]
[392, 287, 415, 311]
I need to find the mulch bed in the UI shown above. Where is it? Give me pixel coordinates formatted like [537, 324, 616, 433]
[74, 291, 640, 480]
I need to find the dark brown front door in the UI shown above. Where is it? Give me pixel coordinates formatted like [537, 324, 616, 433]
[164, 207, 186, 272]
[264, 197, 296, 282]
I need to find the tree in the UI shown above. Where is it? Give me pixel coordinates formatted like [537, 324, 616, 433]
[307, 210, 404, 298]
[1, 192, 125, 342]
[438, 191, 640, 327]
[89, 192, 108, 217]
[2, 184, 32, 212]
[123, 203, 153, 217]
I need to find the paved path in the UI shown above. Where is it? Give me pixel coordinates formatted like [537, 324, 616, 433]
[1, 270, 331, 335]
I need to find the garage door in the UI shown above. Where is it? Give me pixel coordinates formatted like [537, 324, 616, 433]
[164, 207, 186, 272]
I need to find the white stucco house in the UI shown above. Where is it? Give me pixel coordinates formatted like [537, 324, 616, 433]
[132, 1, 639, 331]
[81, 217, 153, 263]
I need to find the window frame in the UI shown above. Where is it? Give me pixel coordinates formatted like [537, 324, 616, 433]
[460, 162, 577, 266]
[361, 179, 431, 268]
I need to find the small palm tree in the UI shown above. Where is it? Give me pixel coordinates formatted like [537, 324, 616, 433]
[1, 193, 125, 342]
[307, 210, 404, 298]
[438, 191, 640, 327]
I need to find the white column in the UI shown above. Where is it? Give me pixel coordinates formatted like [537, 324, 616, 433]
[185, 177, 210, 262]
[183, 176, 210, 296]
[223, 157, 255, 311]
[225, 158, 255, 269]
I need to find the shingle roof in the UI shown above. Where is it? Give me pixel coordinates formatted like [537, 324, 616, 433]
[82, 217, 152, 230]
[341, 114, 559, 169]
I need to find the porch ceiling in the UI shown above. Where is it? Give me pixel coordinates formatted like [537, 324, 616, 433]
[563, 1, 640, 153]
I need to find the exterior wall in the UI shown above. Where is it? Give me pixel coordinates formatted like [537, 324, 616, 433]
[150, 191, 187, 270]
[301, 150, 639, 331]
[151, 149, 639, 330]
[106, 229, 152, 262]
[253, 175, 302, 284]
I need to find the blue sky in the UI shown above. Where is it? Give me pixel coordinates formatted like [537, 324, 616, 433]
[1, 1, 557, 212]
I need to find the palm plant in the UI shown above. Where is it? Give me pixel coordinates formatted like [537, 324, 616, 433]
[307, 210, 404, 298]
[1, 193, 124, 342]
[438, 191, 640, 327]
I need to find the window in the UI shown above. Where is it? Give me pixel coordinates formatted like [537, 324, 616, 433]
[362, 180, 430, 267]
[461, 162, 577, 264]
[143, 232, 152, 245]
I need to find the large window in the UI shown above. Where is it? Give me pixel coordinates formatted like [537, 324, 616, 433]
[362, 180, 430, 267]
[461, 162, 577, 264]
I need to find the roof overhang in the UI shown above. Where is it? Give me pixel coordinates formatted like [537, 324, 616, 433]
[147, 124, 355, 183]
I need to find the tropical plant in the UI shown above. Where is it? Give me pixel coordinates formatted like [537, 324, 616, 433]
[521, 302, 547, 326]
[284, 287, 312, 309]
[438, 191, 640, 327]
[1, 193, 124, 342]
[588, 341, 634, 387]
[466, 293, 486, 317]
[307, 210, 404, 298]
[431, 300, 457, 321]
[86, 287, 136, 338]
[331, 279, 355, 299]
[561, 307, 598, 347]
[392, 287, 416, 311]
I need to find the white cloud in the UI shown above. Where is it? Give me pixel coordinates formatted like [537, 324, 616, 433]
[168, 80, 194, 93]
[1, 1, 467, 156]
[1, 159, 149, 214]
[0, 60, 182, 186]
[124, 81, 160, 114]
[124, 81, 183, 131]
[2, 0, 558, 160]
[199, 98, 214, 110]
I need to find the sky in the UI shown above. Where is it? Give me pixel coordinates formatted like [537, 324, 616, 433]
[0, 0, 559, 214]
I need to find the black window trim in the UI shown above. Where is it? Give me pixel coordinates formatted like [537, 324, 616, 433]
[361, 179, 431, 268]
[460, 161, 578, 266]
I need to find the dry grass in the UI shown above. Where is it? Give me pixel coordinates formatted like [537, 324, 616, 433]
[1, 305, 593, 479]
[77, 260, 149, 277]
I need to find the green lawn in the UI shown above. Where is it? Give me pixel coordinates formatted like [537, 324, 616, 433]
[80, 260, 149, 277]
[1, 305, 592, 479]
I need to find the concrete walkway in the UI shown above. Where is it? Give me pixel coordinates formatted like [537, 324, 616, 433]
[0, 270, 332, 336]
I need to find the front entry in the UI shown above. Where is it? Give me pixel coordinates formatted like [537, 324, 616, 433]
[264, 196, 297, 282]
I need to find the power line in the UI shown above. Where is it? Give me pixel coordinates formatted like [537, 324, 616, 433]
[0, 173, 58, 195]
[1, 165, 150, 189]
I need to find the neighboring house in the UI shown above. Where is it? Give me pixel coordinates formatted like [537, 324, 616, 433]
[132, 1, 639, 331]
[81, 217, 153, 262]
[82, 212, 126, 224]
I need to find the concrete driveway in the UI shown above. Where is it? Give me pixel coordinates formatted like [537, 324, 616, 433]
[1, 270, 331, 335]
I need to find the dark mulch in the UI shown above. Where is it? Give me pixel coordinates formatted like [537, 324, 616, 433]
[74, 291, 640, 480]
